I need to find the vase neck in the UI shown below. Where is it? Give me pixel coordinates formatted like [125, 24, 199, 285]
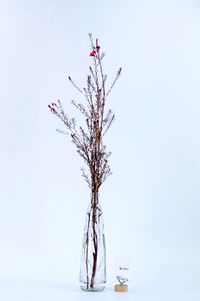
[91, 191, 99, 206]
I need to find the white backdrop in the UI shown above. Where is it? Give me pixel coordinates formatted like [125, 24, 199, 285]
[0, 0, 200, 300]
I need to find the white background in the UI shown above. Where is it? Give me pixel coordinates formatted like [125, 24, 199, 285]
[0, 0, 200, 300]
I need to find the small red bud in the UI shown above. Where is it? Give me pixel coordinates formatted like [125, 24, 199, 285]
[90, 50, 96, 57]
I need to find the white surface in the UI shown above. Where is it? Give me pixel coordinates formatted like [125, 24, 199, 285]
[0, 281, 200, 301]
[0, 0, 200, 299]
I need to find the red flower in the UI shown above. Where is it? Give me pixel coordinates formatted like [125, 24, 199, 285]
[89, 50, 96, 57]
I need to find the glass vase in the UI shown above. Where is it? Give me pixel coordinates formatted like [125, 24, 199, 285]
[79, 198, 106, 291]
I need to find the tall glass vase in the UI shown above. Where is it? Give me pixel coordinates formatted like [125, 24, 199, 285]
[79, 194, 106, 291]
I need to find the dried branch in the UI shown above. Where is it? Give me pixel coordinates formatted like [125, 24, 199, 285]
[72, 100, 89, 117]
[106, 67, 122, 97]
[49, 34, 122, 193]
[68, 76, 83, 94]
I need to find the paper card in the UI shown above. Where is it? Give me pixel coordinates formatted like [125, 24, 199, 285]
[115, 256, 132, 285]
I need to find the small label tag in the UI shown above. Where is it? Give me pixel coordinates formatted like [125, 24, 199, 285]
[115, 256, 132, 284]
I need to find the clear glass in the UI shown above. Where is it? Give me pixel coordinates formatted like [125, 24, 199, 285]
[79, 201, 106, 291]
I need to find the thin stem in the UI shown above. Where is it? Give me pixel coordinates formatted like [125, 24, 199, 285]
[85, 210, 91, 289]
[90, 192, 99, 288]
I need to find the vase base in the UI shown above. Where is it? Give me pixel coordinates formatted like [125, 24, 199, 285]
[80, 284, 105, 292]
